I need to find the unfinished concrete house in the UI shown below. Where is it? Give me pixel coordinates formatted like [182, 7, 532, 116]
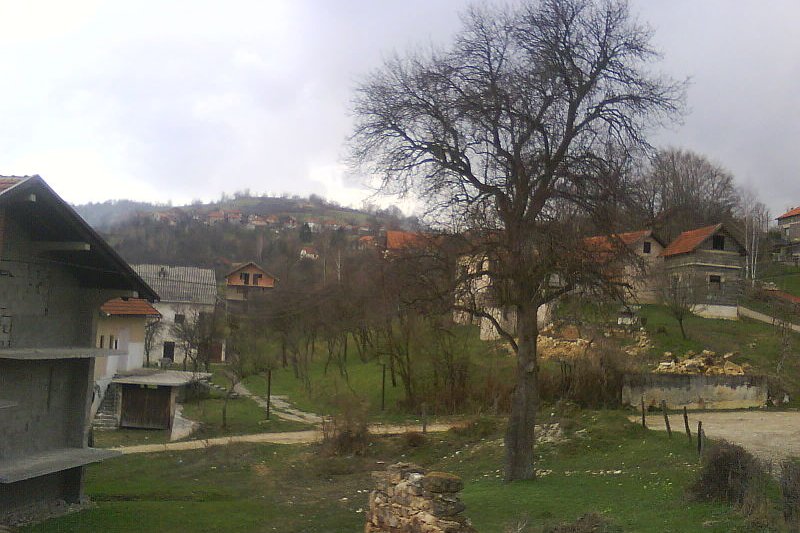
[0, 176, 158, 522]
[660, 223, 747, 319]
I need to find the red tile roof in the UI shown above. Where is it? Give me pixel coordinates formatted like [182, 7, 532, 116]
[778, 206, 800, 220]
[583, 230, 652, 253]
[0, 176, 29, 193]
[660, 224, 722, 258]
[385, 230, 428, 251]
[100, 298, 160, 317]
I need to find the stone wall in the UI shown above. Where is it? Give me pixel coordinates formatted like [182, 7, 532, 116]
[365, 463, 477, 533]
[622, 373, 768, 410]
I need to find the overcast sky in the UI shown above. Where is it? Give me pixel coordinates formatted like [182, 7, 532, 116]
[1, 1, 799, 216]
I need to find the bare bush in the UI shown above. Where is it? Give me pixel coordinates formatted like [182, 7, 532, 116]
[782, 461, 800, 528]
[320, 394, 370, 456]
[690, 441, 767, 507]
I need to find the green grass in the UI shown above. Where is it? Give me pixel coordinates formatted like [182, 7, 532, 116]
[26, 411, 761, 532]
[761, 263, 800, 297]
[181, 396, 312, 438]
[92, 428, 171, 448]
[239, 326, 513, 422]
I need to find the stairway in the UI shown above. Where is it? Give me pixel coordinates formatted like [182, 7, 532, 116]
[92, 384, 119, 430]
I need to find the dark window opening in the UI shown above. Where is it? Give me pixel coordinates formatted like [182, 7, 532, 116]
[174, 313, 185, 325]
[99, 335, 105, 348]
[712, 235, 725, 250]
[252, 273, 262, 285]
[240, 272, 250, 285]
[163, 341, 175, 360]
[643, 241, 652, 254]
[709, 275, 722, 291]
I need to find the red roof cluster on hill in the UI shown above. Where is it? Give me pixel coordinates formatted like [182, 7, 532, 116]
[778, 206, 800, 220]
[100, 298, 160, 317]
[660, 224, 722, 258]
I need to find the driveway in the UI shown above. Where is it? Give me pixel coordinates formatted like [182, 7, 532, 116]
[636, 410, 800, 464]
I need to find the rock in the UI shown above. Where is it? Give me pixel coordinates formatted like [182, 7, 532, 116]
[723, 361, 744, 375]
[422, 472, 464, 494]
[366, 464, 476, 532]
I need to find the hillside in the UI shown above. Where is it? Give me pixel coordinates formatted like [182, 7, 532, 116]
[78, 193, 417, 272]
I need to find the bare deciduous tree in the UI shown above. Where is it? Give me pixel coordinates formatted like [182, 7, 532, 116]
[351, 0, 683, 481]
[633, 148, 740, 240]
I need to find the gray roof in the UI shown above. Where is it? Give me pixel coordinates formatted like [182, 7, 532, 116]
[0, 176, 158, 300]
[132, 264, 217, 305]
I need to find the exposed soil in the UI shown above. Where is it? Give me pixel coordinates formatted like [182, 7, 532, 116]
[636, 410, 800, 464]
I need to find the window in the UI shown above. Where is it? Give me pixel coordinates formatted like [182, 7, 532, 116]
[709, 275, 722, 291]
[99, 335, 105, 348]
[240, 272, 250, 285]
[643, 241, 652, 254]
[174, 313, 185, 325]
[163, 341, 175, 360]
[252, 273, 262, 285]
[712, 235, 725, 250]
[109, 335, 115, 350]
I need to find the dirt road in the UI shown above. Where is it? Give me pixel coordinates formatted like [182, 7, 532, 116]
[635, 410, 800, 464]
[112, 423, 455, 455]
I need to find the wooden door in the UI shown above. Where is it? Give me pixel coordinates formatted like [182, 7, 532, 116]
[120, 385, 172, 429]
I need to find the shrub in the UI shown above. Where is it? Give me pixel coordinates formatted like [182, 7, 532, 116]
[781, 461, 800, 526]
[449, 416, 500, 440]
[320, 393, 369, 456]
[539, 342, 632, 409]
[689, 441, 767, 507]
[402, 431, 427, 448]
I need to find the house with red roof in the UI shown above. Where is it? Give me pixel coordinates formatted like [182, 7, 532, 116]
[224, 262, 277, 304]
[660, 223, 747, 319]
[94, 298, 161, 387]
[777, 206, 800, 260]
[583, 229, 666, 304]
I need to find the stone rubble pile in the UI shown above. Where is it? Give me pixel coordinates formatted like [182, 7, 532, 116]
[621, 331, 652, 357]
[654, 349, 750, 375]
[537, 335, 592, 359]
[365, 463, 477, 533]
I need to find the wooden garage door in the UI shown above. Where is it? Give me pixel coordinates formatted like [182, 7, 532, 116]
[120, 385, 172, 429]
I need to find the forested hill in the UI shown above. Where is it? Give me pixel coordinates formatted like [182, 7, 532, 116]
[74, 193, 416, 274]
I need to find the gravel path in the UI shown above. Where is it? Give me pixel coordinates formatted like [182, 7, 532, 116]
[635, 410, 800, 464]
[112, 423, 455, 455]
[233, 382, 323, 425]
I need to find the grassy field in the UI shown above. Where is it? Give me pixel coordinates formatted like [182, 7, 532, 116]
[181, 395, 311, 438]
[761, 263, 800, 297]
[26, 411, 762, 532]
[239, 326, 513, 421]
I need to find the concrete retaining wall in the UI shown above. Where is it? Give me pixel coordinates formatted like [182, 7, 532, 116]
[622, 373, 768, 410]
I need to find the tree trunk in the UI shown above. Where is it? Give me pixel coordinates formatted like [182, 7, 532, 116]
[504, 304, 539, 482]
[678, 317, 687, 339]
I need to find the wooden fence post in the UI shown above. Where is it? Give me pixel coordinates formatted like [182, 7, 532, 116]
[266, 369, 272, 420]
[697, 421, 703, 455]
[641, 395, 647, 429]
[661, 400, 672, 438]
[683, 406, 691, 441]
